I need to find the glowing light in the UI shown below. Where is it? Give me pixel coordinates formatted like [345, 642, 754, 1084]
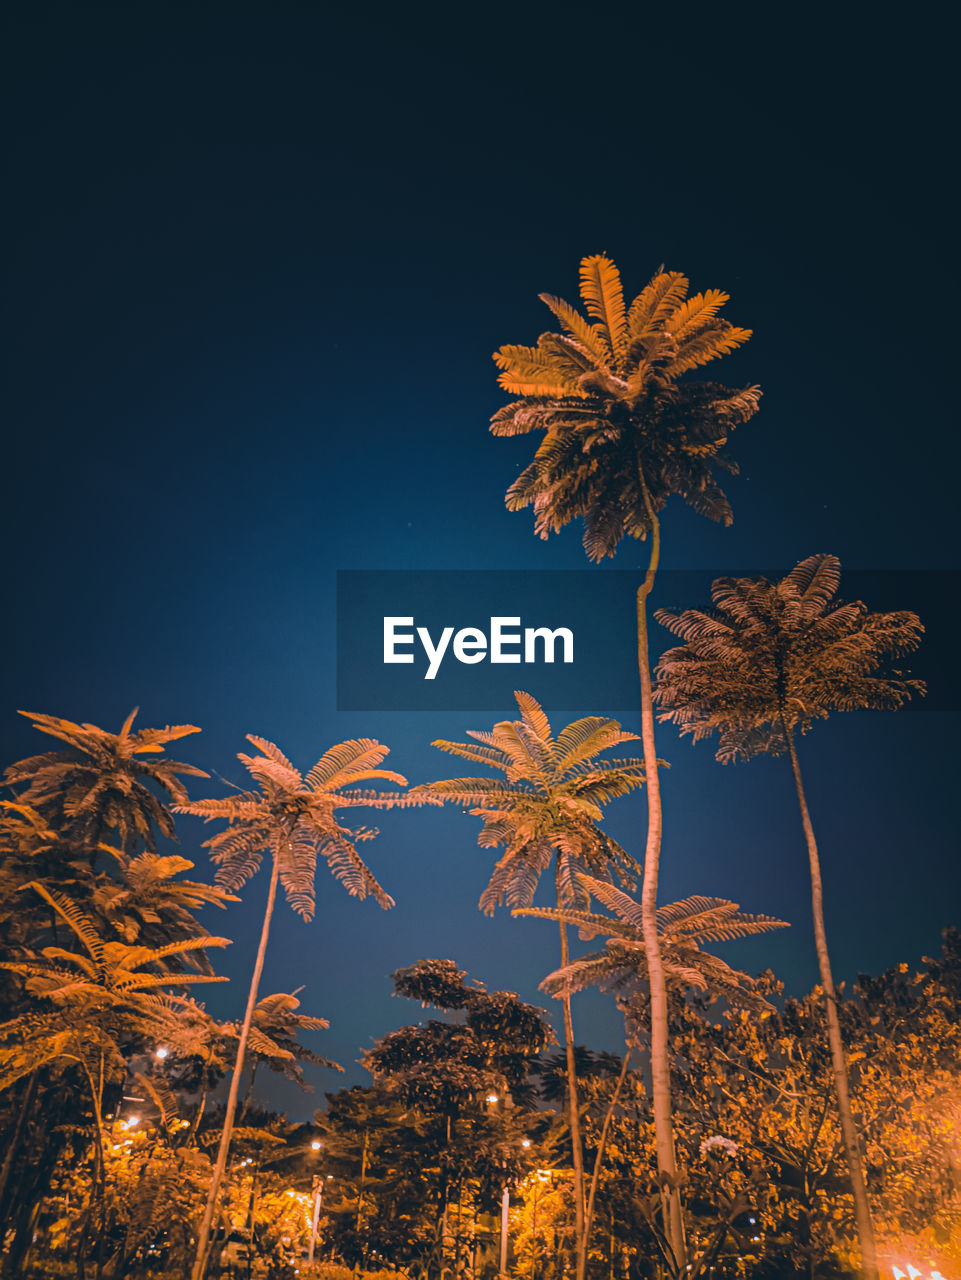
[486, 1093, 499, 1104]
[310, 1140, 322, 1150]
[521, 1139, 531, 1148]
[155, 1046, 169, 1060]
[126, 1116, 139, 1127]
[907, 1270, 922, 1280]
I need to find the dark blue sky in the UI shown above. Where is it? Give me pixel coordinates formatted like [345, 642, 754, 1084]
[2, 4, 957, 1116]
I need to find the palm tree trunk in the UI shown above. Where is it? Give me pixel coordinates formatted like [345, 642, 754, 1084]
[635, 474, 686, 1271]
[784, 726, 878, 1280]
[557, 921, 587, 1280]
[191, 850, 281, 1280]
[0, 1069, 39, 1226]
[583, 1050, 630, 1254]
[238, 1061, 259, 1125]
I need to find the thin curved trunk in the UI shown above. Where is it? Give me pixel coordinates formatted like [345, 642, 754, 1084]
[191, 851, 281, 1280]
[0, 1069, 39, 1225]
[784, 726, 878, 1280]
[584, 1050, 630, 1254]
[558, 921, 587, 1280]
[635, 475, 686, 1270]
[237, 1061, 259, 1126]
[188, 1079, 208, 1143]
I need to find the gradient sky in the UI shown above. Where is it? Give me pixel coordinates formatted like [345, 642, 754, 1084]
[2, 5, 957, 1117]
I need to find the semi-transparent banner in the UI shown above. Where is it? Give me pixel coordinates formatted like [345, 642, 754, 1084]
[336, 570, 958, 712]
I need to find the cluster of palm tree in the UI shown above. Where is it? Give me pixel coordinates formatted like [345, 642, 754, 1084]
[485, 255, 925, 1278]
[0, 713, 431, 1278]
[0, 253, 932, 1280]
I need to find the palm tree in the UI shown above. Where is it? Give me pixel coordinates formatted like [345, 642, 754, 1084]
[652, 553, 925, 1279]
[174, 734, 422, 1280]
[91, 852, 238, 971]
[491, 255, 760, 1268]
[0, 883, 229, 1095]
[237, 989, 342, 1117]
[4, 710, 207, 858]
[520, 873, 787, 1277]
[0, 882, 228, 1278]
[412, 691, 646, 1280]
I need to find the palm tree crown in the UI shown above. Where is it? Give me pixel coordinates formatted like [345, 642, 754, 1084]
[491, 255, 760, 559]
[520, 873, 787, 1029]
[175, 735, 427, 919]
[242, 989, 340, 1081]
[412, 692, 647, 912]
[0, 882, 228, 1092]
[4, 710, 207, 854]
[653, 554, 925, 761]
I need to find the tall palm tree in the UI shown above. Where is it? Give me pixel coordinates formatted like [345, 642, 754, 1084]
[174, 734, 421, 1280]
[520, 873, 786, 1276]
[4, 710, 207, 858]
[491, 255, 760, 1268]
[652, 553, 925, 1279]
[412, 691, 646, 1280]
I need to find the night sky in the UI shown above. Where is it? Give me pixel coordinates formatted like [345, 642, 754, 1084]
[2, 5, 957, 1117]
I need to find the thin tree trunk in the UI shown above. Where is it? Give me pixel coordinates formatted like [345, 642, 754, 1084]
[237, 1061, 259, 1125]
[188, 1080, 208, 1143]
[191, 851, 281, 1280]
[584, 1051, 631, 1256]
[0, 1069, 39, 1226]
[557, 921, 587, 1280]
[78, 1053, 108, 1280]
[784, 726, 878, 1280]
[635, 474, 686, 1270]
[354, 1127, 370, 1278]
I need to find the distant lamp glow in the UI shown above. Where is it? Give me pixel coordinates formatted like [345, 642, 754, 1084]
[891, 1270, 906, 1280]
[907, 1270, 921, 1280]
[155, 1046, 169, 1060]
[310, 1140, 322, 1151]
[486, 1093, 499, 1104]
[126, 1116, 139, 1127]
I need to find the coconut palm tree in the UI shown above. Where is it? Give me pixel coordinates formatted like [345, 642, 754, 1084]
[0, 882, 228, 1278]
[653, 553, 925, 1279]
[520, 873, 787, 1277]
[4, 710, 207, 858]
[90, 852, 238, 971]
[174, 734, 423, 1280]
[236, 989, 342, 1117]
[413, 691, 646, 1280]
[491, 255, 760, 1269]
[0, 882, 229, 1095]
